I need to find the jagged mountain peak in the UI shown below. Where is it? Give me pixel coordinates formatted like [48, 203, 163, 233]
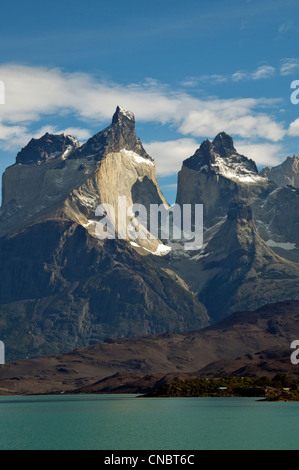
[16, 133, 80, 165]
[260, 155, 299, 188]
[212, 132, 236, 157]
[112, 105, 135, 125]
[182, 132, 261, 184]
[71, 106, 152, 162]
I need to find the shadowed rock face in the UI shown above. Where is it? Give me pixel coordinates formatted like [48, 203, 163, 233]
[16, 133, 80, 165]
[0, 219, 210, 360]
[227, 198, 253, 223]
[192, 200, 299, 321]
[212, 132, 238, 159]
[153, 197, 299, 323]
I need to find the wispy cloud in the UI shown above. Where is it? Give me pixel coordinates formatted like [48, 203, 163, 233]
[184, 74, 228, 86]
[184, 65, 276, 87]
[251, 65, 276, 80]
[182, 59, 299, 86]
[232, 65, 276, 81]
[231, 71, 247, 82]
[278, 21, 298, 35]
[280, 58, 299, 76]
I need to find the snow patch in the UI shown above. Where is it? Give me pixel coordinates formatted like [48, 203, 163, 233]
[130, 240, 172, 256]
[61, 145, 75, 160]
[130, 241, 140, 248]
[121, 149, 155, 166]
[192, 252, 210, 260]
[83, 219, 97, 227]
[142, 243, 172, 256]
[77, 194, 98, 209]
[210, 153, 264, 184]
[118, 107, 135, 121]
[266, 240, 297, 250]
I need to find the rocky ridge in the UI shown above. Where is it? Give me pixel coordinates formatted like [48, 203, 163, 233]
[260, 155, 299, 188]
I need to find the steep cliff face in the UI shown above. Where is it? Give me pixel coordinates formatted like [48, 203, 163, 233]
[183, 199, 299, 321]
[253, 185, 299, 249]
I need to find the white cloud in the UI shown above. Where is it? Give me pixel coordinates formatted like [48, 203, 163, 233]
[235, 141, 283, 167]
[0, 63, 287, 153]
[144, 138, 199, 176]
[58, 127, 92, 142]
[0, 123, 58, 151]
[0, 121, 91, 151]
[280, 58, 299, 76]
[178, 99, 285, 142]
[288, 118, 299, 136]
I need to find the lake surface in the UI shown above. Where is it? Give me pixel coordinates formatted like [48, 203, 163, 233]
[0, 394, 298, 450]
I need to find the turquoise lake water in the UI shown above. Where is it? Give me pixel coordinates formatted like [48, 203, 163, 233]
[0, 394, 298, 450]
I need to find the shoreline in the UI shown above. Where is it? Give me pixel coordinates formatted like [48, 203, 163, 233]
[1, 375, 299, 402]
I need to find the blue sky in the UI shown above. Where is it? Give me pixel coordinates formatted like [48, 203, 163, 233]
[0, 0, 299, 202]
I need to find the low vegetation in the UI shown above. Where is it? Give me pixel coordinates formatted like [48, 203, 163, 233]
[144, 374, 299, 401]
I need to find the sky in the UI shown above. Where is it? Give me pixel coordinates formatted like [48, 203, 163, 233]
[0, 0, 299, 203]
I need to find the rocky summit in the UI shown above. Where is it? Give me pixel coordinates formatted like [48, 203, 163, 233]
[15, 133, 80, 165]
[176, 132, 269, 227]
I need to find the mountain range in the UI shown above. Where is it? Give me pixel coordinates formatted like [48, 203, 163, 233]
[0, 106, 298, 364]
